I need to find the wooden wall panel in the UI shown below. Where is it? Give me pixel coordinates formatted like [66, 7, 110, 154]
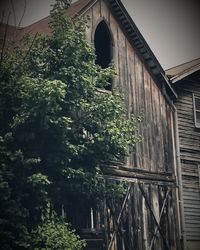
[106, 182, 179, 250]
[100, 0, 109, 22]
[116, 25, 126, 94]
[174, 78, 200, 246]
[134, 54, 144, 169]
[142, 68, 151, 171]
[85, 0, 176, 174]
[158, 92, 165, 171]
[75, 1, 180, 249]
[175, 87, 200, 152]
[126, 42, 137, 167]
[79, 181, 179, 250]
[85, 8, 93, 42]
[146, 72, 154, 171]
[109, 12, 119, 89]
[91, 0, 101, 41]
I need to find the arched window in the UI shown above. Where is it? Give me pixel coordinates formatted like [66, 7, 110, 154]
[94, 21, 113, 90]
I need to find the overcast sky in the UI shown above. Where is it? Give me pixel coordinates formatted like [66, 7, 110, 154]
[0, 0, 200, 70]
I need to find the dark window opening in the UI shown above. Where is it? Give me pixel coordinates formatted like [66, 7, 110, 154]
[94, 21, 112, 90]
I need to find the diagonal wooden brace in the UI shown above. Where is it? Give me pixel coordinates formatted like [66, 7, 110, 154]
[138, 183, 170, 250]
[149, 189, 170, 250]
[108, 183, 131, 250]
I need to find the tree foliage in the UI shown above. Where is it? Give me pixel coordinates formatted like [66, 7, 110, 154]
[30, 204, 86, 250]
[0, 3, 141, 249]
[31, 219, 85, 250]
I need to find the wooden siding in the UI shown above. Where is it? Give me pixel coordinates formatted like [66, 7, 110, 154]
[182, 161, 200, 240]
[80, 1, 180, 249]
[0, 1, 180, 249]
[78, 180, 179, 250]
[85, 0, 175, 174]
[105, 181, 179, 250]
[174, 74, 200, 245]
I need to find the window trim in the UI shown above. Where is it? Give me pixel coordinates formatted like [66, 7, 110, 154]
[193, 94, 200, 128]
[198, 165, 200, 189]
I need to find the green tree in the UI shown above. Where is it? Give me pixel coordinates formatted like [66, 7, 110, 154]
[31, 219, 85, 250]
[0, 2, 141, 249]
[30, 203, 86, 250]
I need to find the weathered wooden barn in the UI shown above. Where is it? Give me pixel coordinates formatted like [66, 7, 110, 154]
[166, 59, 200, 250]
[64, 1, 180, 249]
[0, 0, 183, 249]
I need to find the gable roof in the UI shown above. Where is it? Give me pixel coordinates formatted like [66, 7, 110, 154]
[166, 58, 200, 83]
[0, 23, 22, 41]
[0, 0, 176, 101]
[106, 0, 176, 100]
[19, 0, 95, 37]
[0, 0, 94, 41]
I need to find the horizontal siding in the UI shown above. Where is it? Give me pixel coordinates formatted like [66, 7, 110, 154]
[183, 184, 200, 240]
[175, 78, 200, 242]
[181, 161, 200, 241]
[175, 83, 200, 159]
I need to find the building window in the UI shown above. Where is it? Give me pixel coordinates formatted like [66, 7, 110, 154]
[193, 94, 200, 128]
[198, 165, 200, 189]
[94, 20, 113, 90]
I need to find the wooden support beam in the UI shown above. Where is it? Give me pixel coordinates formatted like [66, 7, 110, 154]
[104, 166, 174, 183]
[138, 183, 170, 250]
[108, 184, 131, 250]
[149, 189, 170, 250]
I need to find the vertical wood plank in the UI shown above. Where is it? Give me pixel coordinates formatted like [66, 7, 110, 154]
[117, 25, 126, 94]
[128, 43, 137, 168]
[100, 0, 109, 22]
[149, 77, 156, 172]
[142, 184, 150, 249]
[109, 13, 119, 90]
[85, 8, 93, 43]
[143, 67, 151, 171]
[158, 92, 165, 172]
[92, 1, 101, 41]
[134, 54, 144, 169]
[152, 185, 161, 248]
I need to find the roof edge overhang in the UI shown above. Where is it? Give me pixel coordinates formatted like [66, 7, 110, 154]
[169, 64, 200, 84]
[0, 0, 177, 102]
[106, 0, 177, 102]
[41, 0, 177, 102]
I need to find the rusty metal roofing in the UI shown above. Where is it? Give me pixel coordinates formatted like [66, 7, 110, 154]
[0, 0, 94, 40]
[166, 58, 200, 83]
[21, 0, 94, 37]
[0, 23, 22, 41]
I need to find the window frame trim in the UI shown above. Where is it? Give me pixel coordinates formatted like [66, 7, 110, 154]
[198, 165, 200, 189]
[193, 93, 200, 128]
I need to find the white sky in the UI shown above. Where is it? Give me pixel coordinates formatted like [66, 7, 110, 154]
[0, 0, 200, 69]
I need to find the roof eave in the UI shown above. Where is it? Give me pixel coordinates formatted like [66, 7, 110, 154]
[107, 0, 177, 101]
[170, 64, 200, 83]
